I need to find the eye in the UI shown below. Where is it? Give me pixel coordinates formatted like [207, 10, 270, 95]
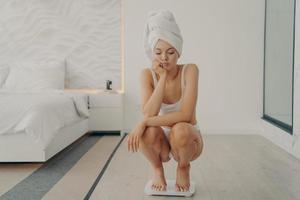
[168, 52, 175, 55]
[155, 52, 161, 55]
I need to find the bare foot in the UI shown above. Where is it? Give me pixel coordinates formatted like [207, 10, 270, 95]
[151, 166, 167, 191]
[175, 163, 190, 192]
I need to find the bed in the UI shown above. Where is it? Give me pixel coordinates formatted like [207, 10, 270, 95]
[0, 61, 90, 162]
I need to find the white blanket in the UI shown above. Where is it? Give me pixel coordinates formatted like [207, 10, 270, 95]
[0, 89, 89, 148]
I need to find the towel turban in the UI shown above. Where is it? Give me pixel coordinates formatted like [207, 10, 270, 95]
[143, 10, 183, 60]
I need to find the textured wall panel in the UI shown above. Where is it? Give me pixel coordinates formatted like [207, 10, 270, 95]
[0, 0, 121, 90]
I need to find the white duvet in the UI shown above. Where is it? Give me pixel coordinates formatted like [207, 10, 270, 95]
[0, 89, 89, 148]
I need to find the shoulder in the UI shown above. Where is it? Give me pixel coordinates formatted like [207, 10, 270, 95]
[140, 67, 152, 76]
[184, 63, 199, 76]
[185, 63, 198, 71]
[140, 68, 154, 85]
[140, 68, 153, 80]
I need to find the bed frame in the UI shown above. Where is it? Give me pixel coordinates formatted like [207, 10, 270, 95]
[0, 119, 88, 162]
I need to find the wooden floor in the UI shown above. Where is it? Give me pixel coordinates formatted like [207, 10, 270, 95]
[90, 135, 300, 200]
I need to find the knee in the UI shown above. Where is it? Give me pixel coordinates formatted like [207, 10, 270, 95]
[142, 127, 162, 145]
[170, 123, 190, 146]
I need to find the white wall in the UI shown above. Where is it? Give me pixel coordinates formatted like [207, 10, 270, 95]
[0, 0, 121, 90]
[123, 0, 265, 134]
[260, 0, 300, 159]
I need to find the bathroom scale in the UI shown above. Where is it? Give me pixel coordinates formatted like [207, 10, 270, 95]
[144, 179, 195, 197]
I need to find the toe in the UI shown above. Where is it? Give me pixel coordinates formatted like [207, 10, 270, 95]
[157, 185, 161, 191]
[161, 185, 165, 191]
[181, 186, 185, 192]
[151, 184, 155, 190]
[156, 185, 160, 191]
[178, 185, 182, 192]
[180, 186, 185, 192]
[184, 185, 189, 191]
[152, 184, 157, 191]
[179, 186, 182, 192]
[159, 185, 163, 191]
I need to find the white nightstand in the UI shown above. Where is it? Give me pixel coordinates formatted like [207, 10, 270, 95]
[64, 89, 124, 136]
[89, 90, 124, 135]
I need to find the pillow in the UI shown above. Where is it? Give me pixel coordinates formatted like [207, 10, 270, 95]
[0, 67, 9, 87]
[3, 61, 65, 90]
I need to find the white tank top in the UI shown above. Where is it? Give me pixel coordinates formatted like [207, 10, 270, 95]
[150, 64, 187, 116]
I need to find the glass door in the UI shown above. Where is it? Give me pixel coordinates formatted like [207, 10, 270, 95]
[263, 0, 295, 134]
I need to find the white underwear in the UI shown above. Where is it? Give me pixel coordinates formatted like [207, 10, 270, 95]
[161, 124, 200, 137]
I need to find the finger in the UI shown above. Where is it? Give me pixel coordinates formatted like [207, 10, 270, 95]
[128, 142, 131, 152]
[135, 136, 139, 152]
[128, 137, 133, 152]
[134, 136, 137, 152]
[136, 137, 139, 151]
[134, 137, 138, 152]
[131, 138, 135, 153]
[152, 65, 159, 70]
[127, 136, 132, 151]
[128, 137, 132, 151]
[130, 143, 134, 153]
[132, 136, 136, 152]
[127, 138, 130, 151]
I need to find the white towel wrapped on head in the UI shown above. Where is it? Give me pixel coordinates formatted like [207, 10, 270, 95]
[144, 10, 183, 60]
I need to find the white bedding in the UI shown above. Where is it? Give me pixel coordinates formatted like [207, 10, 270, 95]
[0, 89, 89, 149]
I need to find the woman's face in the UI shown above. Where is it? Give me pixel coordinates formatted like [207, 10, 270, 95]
[153, 39, 179, 70]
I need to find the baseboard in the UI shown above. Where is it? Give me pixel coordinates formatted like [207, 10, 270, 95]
[90, 131, 121, 136]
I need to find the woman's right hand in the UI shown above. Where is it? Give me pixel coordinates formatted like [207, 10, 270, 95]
[151, 59, 167, 76]
[127, 121, 146, 153]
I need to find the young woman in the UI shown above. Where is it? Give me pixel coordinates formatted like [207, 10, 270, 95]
[127, 10, 204, 192]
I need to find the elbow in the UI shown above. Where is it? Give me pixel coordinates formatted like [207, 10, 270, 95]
[182, 112, 193, 123]
[142, 108, 153, 118]
[142, 110, 151, 118]
[141, 106, 148, 117]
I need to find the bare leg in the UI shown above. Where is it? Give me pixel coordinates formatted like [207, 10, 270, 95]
[169, 122, 203, 192]
[140, 126, 170, 191]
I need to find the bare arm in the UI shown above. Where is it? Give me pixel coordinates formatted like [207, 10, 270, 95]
[143, 64, 199, 127]
[127, 68, 167, 153]
[140, 68, 167, 118]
